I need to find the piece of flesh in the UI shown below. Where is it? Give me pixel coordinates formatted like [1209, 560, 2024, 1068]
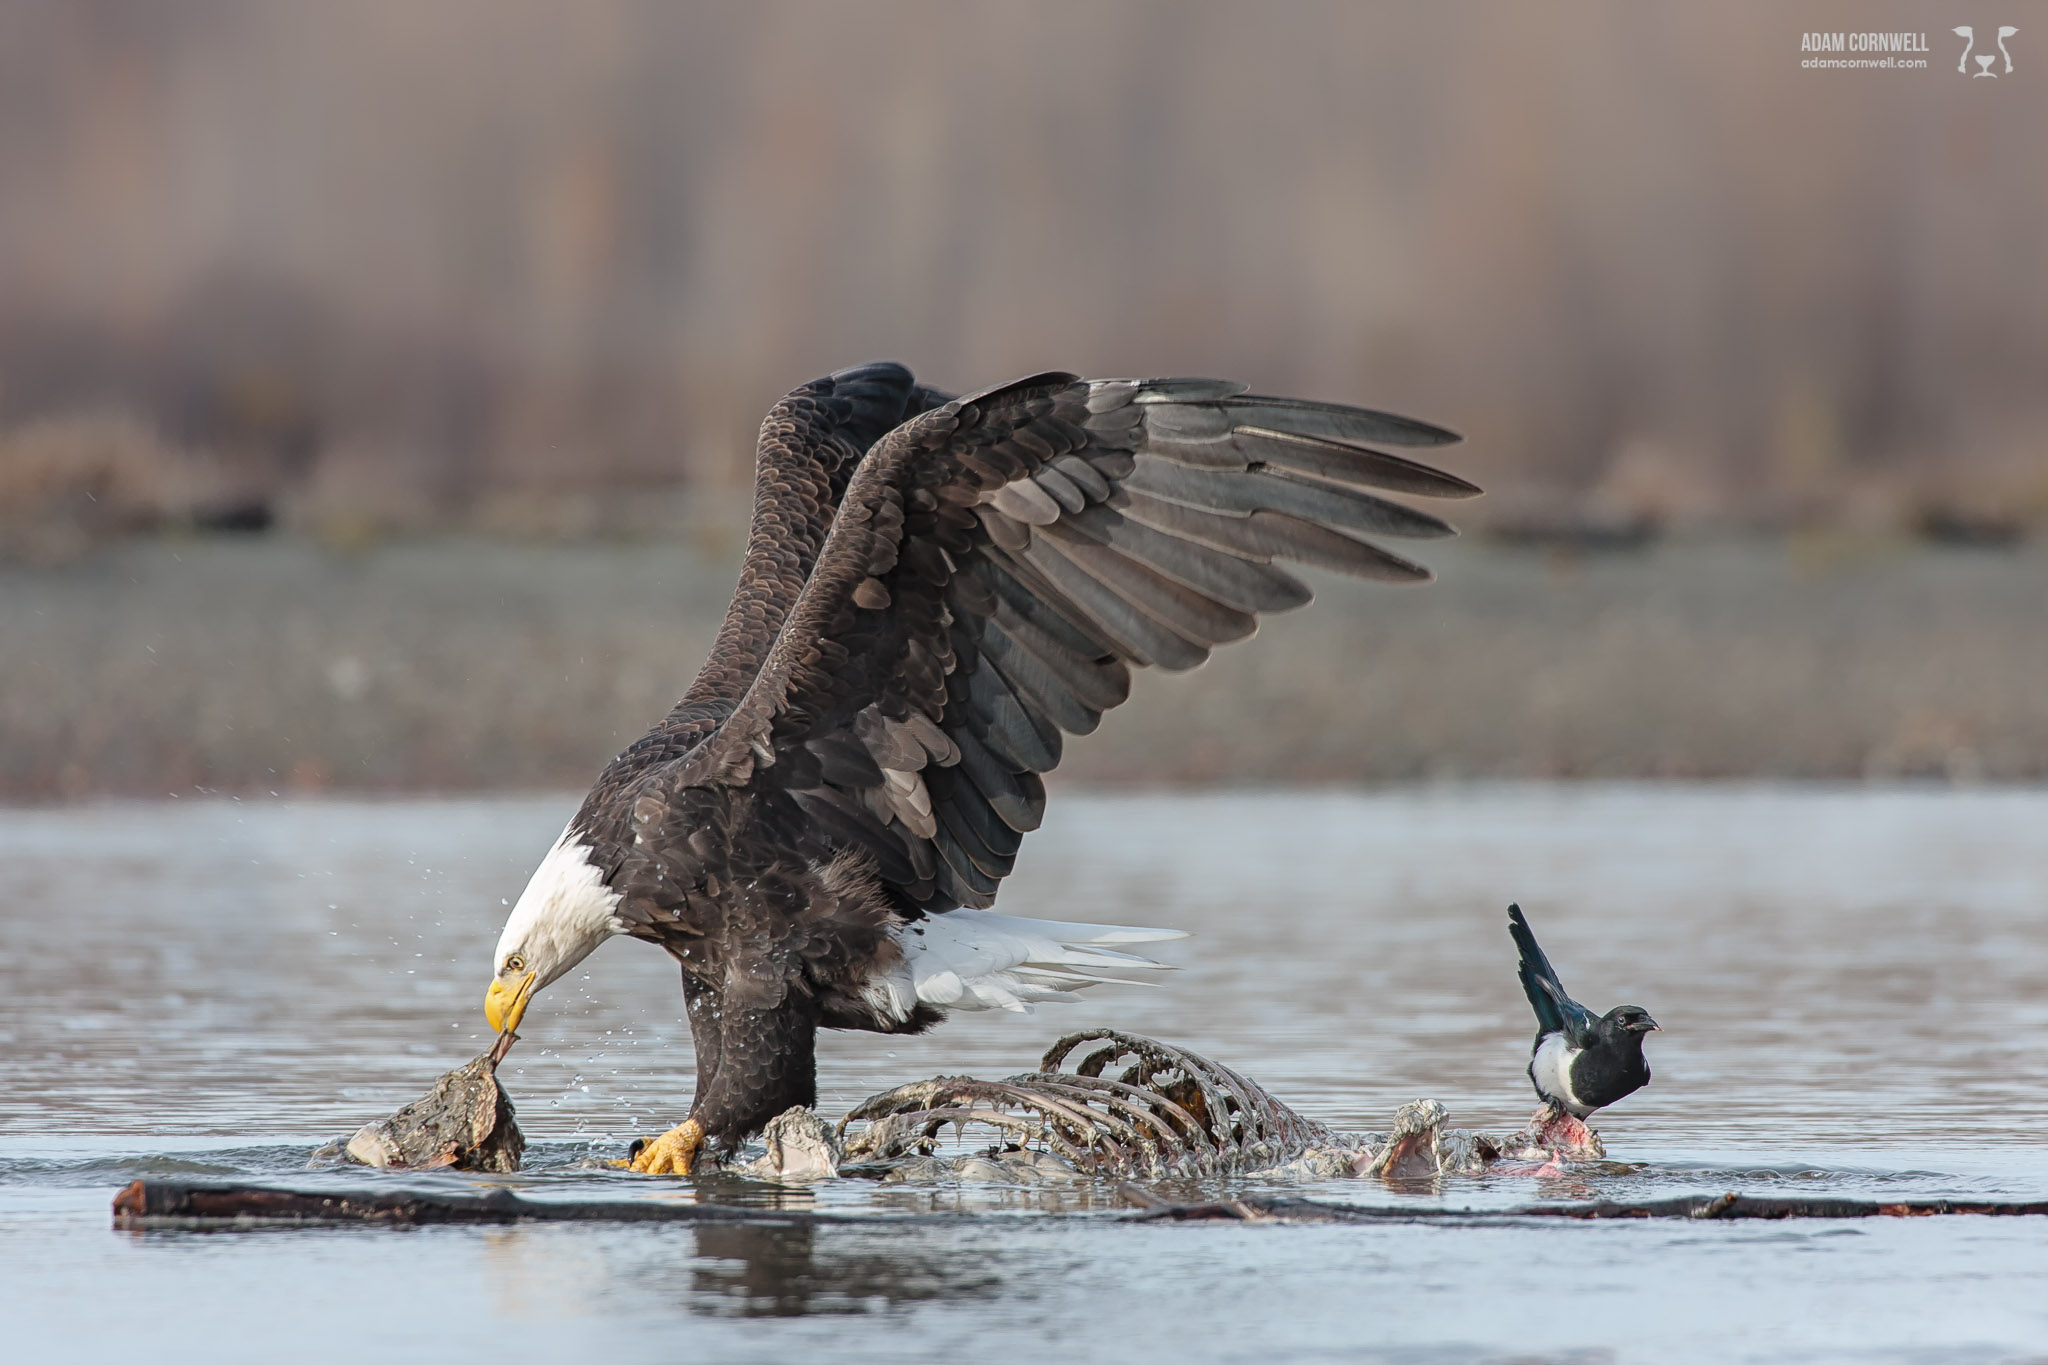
[1351, 1099, 1452, 1179]
[1521, 1101, 1605, 1159]
[740, 1108, 843, 1180]
[340, 1049, 524, 1173]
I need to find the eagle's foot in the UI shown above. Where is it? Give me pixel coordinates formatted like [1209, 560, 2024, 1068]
[618, 1119, 706, 1175]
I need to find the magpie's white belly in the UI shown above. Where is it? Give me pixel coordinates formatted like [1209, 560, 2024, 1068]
[1530, 1033, 1585, 1113]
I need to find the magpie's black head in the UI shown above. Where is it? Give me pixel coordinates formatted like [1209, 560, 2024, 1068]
[1601, 1005, 1660, 1035]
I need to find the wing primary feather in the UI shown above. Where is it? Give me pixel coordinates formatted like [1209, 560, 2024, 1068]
[1036, 522, 1256, 652]
[989, 598, 1131, 711]
[931, 825, 1001, 901]
[1013, 540, 1218, 670]
[967, 644, 1067, 752]
[1124, 456, 1456, 539]
[948, 724, 1046, 830]
[931, 788, 1019, 880]
[977, 620, 1103, 735]
[1111, 491, 1433, 582]
[1131, 378, 1251, 402]
[1004, 541, 1173, 668]
[972, 558, 1120, 664]
[961, 658, 1063, 772]
[1220, 395, 1466, 451]
[926, 766, 1025, 859]
[1140, 417, 1477, 500]
[1229, 427, 1480, 499]
[1062, 503, 1312, 614]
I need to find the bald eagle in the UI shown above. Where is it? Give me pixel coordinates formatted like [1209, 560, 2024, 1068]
[483, 364, 1474, 1173]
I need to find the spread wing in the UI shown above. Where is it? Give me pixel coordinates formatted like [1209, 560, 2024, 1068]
[650, 371, 1477, 913]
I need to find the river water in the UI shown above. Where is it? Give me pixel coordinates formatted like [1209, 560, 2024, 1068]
[4, 787, 2047, 1361]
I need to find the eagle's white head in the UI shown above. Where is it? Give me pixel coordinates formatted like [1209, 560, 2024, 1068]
[483, 830, 624, 1037]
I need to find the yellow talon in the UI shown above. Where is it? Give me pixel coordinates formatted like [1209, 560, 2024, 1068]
[619, 1119, 706, 1175]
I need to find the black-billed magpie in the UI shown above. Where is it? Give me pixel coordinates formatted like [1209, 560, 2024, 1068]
[1508, 903, 1658, 1150]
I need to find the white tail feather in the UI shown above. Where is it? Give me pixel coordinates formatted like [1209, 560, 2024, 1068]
[861, 909, 1184, 1018]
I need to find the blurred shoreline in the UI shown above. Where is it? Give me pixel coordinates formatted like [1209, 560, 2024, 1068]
[9, 532, 2046, 801]
[5, 3, 2047, 551]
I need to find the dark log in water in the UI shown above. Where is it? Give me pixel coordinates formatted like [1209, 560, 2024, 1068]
[1120, 1191, 2048, 1222]
[110, 1179, 864, 1228]
[111, 1179, 2048, 1230]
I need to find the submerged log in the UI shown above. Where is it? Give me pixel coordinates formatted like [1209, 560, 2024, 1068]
[111, 1178, 852, 1228]
[110, 1178, 2048, 1230]
[1123, 1191, 2048, 1223]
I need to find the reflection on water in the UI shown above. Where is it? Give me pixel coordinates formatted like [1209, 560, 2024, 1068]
[681, 1223, 1001, 1317]
[6, 788, 2048, 1359]
[466, 1216, 1004, 1321]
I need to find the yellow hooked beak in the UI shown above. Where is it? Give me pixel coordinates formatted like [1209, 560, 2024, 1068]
[484, 969, 538, 1037]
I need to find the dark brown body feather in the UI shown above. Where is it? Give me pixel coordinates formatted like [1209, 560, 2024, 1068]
[562, 363, 1475, 1151]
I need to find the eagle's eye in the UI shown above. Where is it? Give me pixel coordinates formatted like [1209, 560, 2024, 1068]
[505, 953, 527, 974]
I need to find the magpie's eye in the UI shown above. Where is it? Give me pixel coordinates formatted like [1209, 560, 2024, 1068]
[505, 954, 527, 974]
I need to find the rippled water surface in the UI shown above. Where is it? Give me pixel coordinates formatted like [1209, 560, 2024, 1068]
[5, 787, 2048, 1361]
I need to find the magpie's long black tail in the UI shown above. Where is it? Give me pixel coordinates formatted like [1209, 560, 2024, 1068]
[1508, 903, 1569, 1035]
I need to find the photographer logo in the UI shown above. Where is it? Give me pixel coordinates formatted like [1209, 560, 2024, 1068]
[1952, 26, 2018, 77]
